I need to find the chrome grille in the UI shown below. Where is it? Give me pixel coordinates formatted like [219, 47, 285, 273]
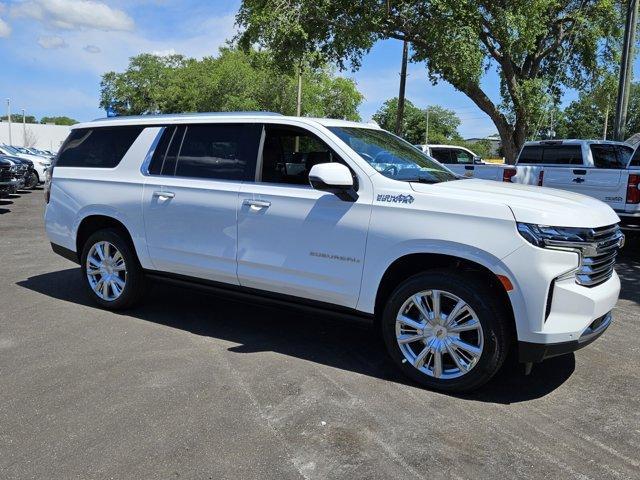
[575, 225, 624, 287]
[0, 166, 12, 182]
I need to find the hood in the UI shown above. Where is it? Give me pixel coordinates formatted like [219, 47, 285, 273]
[411, 179, 620, 228]
[17, 153, 50, 164]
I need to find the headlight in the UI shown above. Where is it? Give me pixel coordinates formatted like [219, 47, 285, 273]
[517, 223, 587, 248]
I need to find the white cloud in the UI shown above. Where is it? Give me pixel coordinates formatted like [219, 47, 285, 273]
[12, 0, 134, 31]
[83, 44, 101, 53]
[38, 35, 68, 49]
[0, 17, 10, 37]
[151, 48, 177, 57]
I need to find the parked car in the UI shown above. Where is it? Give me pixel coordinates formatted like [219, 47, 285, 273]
[0, 158, 18, 197]
[514, 140, 640, 231]
[415, 144, 517, 182]
[45, 113, 623, 392]
[0, 145, 51, 185]
[1, 155, 39, 189]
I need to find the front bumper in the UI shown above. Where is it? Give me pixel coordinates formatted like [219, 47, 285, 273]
[518, 311, 612, 362]
[617, 211, 640, 231]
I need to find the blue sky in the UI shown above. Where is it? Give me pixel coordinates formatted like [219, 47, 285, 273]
[0, 0, 624, 138]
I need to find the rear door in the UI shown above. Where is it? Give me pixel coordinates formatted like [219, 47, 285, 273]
[142, 123, 261, 284]
[538, 144, 585, 192]
[586, 144, 629, 210]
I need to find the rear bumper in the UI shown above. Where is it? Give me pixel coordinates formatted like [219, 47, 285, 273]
[518, 311, 612, 362]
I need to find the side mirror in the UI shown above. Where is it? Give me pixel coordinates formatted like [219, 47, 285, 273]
[308, 163, 358, 202]
[473, 156, 483, 164]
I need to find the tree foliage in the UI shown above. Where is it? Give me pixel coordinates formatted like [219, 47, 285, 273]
[236, 0, 622, 162]
[100, 47, 363, 120]
[40, 116, 78, 126]
[372, 98, 462, 144]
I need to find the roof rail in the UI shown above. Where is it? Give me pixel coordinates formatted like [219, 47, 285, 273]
[91, 111, 283, 122]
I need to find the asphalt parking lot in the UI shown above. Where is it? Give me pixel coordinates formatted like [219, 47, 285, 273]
[1, 189, 639, 480]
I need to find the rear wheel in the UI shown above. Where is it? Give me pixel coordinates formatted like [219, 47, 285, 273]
[381, 270, 510, 392]
[80, 228, 145, 310]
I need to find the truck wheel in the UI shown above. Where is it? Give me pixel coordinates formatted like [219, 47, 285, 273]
[380, 270, 510, 393]
[80, 228, 145, 310]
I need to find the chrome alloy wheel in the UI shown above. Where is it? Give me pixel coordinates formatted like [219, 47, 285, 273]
[395, 290, 484, 379]
[86, 241, 127, 301]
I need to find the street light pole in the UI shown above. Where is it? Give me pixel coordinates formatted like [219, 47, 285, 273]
[6, 98, 12, 145]
[22, 109, 26, 147]
[613, 0, 639, 141]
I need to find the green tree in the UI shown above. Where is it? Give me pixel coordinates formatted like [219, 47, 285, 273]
[557, 76, 617, 140]
[236, 0, 621, 163]
[100, 47, 363, 120]
[40, 116, 78, 126]
[2, 114, 37, 123]
[372, 98, 462, 144]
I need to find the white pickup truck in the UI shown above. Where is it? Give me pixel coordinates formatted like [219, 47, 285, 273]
[415, 144, 519, 183]
[515, 140, 640, 231]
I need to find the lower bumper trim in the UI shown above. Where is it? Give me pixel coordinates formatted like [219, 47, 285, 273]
[518, 312, 612, 363]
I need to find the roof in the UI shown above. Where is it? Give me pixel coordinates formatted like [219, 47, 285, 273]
[523, 139, 631, 147]
[74, 112, 380, 130]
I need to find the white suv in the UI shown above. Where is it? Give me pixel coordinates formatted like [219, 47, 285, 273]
[44, 113, 624, 392]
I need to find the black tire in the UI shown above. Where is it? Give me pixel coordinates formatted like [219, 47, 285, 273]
[80, 228, 145, 310]
[27, 172, 39, 189]
[380, 270, 510, 393]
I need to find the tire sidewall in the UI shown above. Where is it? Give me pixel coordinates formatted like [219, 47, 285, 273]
[381, 271, 508, 392]
[80, 229, 143, 310]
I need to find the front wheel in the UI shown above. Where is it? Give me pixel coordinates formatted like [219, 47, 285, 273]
[381, 270, 510, 392]
[27, 172, 39, 189]
[80, 228, 145, 310]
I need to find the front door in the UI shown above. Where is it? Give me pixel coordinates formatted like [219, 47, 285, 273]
[142, 123, 261, 284]
[236, 124, 371, 308]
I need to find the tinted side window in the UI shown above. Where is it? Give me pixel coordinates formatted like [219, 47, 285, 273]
[452, 149, 473, 164]
[430, 148, 452, 164]
[57, 126, 144, 168]
[175, 124, 260, 180]
[617, 145, 634, 165]
[591, 145, 626, 169]
[630, 147, 640, 167]
[518, 146, 543, 164]
[542, 145, 582, 165]
[261, 126, 341, 185]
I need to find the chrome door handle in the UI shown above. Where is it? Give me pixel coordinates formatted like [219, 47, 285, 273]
[243, 199, 271, 208]
[153, 191, 175, 199]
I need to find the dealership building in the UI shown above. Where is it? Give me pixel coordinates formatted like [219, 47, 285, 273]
[0, 120, 71, 153]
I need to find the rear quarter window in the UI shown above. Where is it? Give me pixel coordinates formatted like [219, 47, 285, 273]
[56, 126, 145, 168]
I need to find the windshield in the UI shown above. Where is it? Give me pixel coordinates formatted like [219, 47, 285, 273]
[2, 145, 19, 154]
[328, 127, 457, 183]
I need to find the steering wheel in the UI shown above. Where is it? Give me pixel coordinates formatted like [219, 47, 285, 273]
[382, 165, 399, 176]
[359, 152, 375, 163]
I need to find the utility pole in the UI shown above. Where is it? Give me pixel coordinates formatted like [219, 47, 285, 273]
[22, 109, 26, 146]
[425, 107, 430, 144]
[613, 0, 639, 141]
[603, 102, 610, 140]
[296, 65, 303, 117]
[395, 40, 409, 136]
[6, 98, 12, 145]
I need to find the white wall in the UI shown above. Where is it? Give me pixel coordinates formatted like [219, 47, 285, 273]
[0, 121, 70, 152]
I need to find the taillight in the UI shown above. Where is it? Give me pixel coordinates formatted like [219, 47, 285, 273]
[503, 168, 517, 183]
[627, 174, 640, 204]
[538, 170, 544, 186]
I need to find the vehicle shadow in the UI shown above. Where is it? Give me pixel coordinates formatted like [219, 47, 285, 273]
[0, 199, 12, 214]
[617, 235, 640, 304]
[17, 268, 575, 404]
